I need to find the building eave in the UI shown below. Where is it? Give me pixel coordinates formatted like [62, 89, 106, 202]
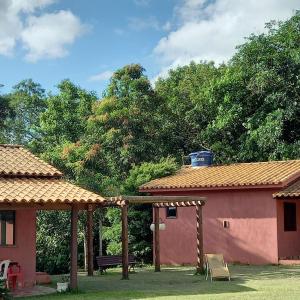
[139, 183, 283, 194]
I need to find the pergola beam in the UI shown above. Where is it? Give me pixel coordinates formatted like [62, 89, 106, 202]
[115, 195, 205, 204]
[104, 197, 128, 207]
[105, 196, 205, 207]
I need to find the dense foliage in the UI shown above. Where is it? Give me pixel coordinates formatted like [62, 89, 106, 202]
[0, 14, 299, 273]
[103, 157, 178, 260]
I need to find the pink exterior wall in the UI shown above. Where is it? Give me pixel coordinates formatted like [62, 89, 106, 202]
[277, 199, 300, 258]
[152, 188, 280, 265]
[0, 209, 36, 286]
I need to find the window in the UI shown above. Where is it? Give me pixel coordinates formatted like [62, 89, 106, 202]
[0, 211, 15, 246]
[223, 220, 230, 228]
[284, 202, 296, 232]
[166, 207, 177, 218]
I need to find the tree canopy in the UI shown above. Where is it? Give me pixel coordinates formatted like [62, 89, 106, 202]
[1, 13, 300, 272]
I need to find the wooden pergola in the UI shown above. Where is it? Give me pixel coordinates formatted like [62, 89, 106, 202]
[99, 195, 206, 279]
[67, 195, 206, 289]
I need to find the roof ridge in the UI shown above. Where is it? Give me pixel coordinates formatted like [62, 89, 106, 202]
[182, 159, 300, 169]
[230, 159, 300, 165]
[0, 144, 23, 148]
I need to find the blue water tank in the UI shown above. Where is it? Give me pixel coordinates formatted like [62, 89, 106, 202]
[189, 151, 213, 167]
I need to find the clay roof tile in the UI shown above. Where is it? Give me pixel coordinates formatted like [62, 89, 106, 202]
[140, 160, 300, 191]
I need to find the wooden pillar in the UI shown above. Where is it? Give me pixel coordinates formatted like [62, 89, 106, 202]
[121, 204, 129, 280]
[154, 206, 160, 272]
[70, 204, 78, 289]
[196, 204, 204, 274]
[87, 205, 94, 276]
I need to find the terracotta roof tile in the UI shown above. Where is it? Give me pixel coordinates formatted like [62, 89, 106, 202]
[0, 144, 106, 204]
[274, 179, 300, 198]
[0, 178, 106, 203]
[0, 144, 62, 177]
[140, 160, 300, 191]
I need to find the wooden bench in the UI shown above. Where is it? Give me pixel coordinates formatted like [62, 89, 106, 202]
[96, 255, 136, 274]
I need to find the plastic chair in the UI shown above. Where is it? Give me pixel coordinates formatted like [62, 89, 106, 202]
[7, 263, 24, 289]
[0, 260, 11, 288]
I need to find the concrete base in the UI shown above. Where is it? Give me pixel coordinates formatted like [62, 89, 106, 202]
[36, 272, 52, 284]
[279, 259, 300, 265]
[13, 285, 56, 298]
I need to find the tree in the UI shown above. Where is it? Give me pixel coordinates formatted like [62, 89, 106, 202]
[155, 13, 300, 163]
[103, 157, 178, 262]
[201, 13, 300, 162]
[36, 211, 72, 274]
[37, 80, 96, 148]
[85, 64, 167, 181]
[0, 87, 10, 143]
[33, 80, 97, 176]
[5, 79, 46, 145]
[155, 61, 223, 160]
[33, 80, 97, 274]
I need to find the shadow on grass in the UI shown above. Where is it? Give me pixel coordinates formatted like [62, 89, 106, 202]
[230, 264, 300, 281]
[74, 267, 254, 299]
[25, 265, 300, 300]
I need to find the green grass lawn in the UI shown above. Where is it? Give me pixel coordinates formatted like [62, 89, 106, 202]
[23, 265, 300, 300]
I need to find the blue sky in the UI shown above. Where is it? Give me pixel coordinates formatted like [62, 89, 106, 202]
[0, 0, 298, 97]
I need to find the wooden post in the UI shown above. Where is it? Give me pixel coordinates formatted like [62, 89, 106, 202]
[154, 206, 160, 272]
[87, 205, 94, 276]
[196, 204, 204, 274]
[121, 204, 129, 280]
[99, 209, 103, 256]
[70, 204, 78, 289]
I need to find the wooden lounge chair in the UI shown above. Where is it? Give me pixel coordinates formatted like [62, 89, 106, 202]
[205, 254, 230, 281]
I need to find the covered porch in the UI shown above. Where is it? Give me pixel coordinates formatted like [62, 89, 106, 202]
[0, 196, 105, 290]
[0, 144, 106, 290]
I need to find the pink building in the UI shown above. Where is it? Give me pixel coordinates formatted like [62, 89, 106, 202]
[0, 144, 105, 288]
[140, 160, 300, 265]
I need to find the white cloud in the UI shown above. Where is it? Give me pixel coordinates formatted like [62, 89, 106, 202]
[21, 11, 87, 62]
[0, 0, 87, 61]
[88, 71, 114, 82]
[154, 0, 299, 79]
[10, 0, 56, 13]
[0, 0, 23, 55]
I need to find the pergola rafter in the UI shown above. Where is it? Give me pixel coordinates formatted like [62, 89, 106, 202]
[153, 201, 203, 207]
